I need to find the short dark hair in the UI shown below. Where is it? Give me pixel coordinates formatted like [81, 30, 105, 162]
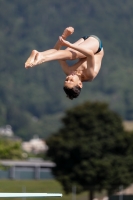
[63, 85, 81, 100]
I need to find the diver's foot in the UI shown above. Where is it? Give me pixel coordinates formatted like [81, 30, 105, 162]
[34, 53, 46, 65]
[62, 27, 74, 39]
[25, 50, 38, 68]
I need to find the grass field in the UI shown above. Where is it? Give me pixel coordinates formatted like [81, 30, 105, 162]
[0, 180, 87, 200]
[0, 180, 106, 200]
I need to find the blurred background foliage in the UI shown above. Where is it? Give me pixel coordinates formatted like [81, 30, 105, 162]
[0, 0, 133, 140]
[46, 102, 133, 199]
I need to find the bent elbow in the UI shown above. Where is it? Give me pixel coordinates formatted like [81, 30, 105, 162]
[89, 72, 97, 81]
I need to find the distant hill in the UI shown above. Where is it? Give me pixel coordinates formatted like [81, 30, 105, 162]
[0, 0, 133, 139]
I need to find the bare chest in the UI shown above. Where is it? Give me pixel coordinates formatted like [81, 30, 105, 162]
[76, 62, 90, 81]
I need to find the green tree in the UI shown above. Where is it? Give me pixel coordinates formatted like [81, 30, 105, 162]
[0, 138, 23, 159]
[46, 102, 133, 200]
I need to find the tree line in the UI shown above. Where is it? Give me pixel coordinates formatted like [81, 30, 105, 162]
[0, 0, 133, 139]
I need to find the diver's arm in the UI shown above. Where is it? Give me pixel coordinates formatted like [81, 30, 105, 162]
[58, 60, 70, 75]
[59, 58, 86, 75]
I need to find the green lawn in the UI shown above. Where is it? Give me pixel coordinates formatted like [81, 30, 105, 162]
[0, 180, 89, 200]
[0, 180, 107, 200]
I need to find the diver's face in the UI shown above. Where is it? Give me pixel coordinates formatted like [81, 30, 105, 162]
[64, 74, 82, 88]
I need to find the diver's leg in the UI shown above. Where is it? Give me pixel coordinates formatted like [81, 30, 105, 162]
[34, 47, 87, 65]
[25, 49, 57, 68]
[25, 27, 74, 68]
[59, 36, 99, 55]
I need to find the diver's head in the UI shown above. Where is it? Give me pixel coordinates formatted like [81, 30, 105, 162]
[63, 74, 82, 100]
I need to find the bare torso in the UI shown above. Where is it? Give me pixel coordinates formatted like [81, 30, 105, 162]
[66, 47, 104, 82]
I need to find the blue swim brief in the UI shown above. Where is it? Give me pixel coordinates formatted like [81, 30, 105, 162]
[82, 35, 103, 54]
